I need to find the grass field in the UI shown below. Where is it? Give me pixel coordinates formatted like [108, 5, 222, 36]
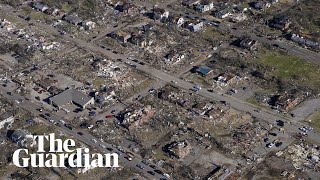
[307, 110, 320, 130]
[201, 27, 227, 43]
[284, 0, 320, 36]
[259, 52, 320, 90]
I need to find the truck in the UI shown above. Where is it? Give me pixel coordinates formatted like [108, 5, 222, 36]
[63, 108, 70, 114]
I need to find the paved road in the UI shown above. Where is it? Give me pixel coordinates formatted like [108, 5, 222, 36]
[16, 11, 320, 145]
[89, 23, 128, 43]
[10, 46, 78, 77]
[2, 3, 320, 178]
[0, 81, 169, 180]
[138, 1, 320, 65]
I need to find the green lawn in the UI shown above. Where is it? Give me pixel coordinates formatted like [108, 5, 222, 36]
[201, 27, 227, 42]
[259, 52, 320, 90]
[61, 2, 73, 12]
[307, 110, 320, 130]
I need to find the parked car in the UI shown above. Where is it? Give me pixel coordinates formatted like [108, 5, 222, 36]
[267, 142, 275, 148]
[154, 169, 163, 175]
[64, 124, 73, 130]
[49, 119, 56, 124]
[99, 144, 106, 148]
[105, 115, 113, 119]
[136, 164, 144, 169]
[275, 142, 283, 147]
[39, 114, 47, 119]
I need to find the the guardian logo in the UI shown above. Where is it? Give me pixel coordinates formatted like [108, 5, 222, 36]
[12, 133, 119, 168]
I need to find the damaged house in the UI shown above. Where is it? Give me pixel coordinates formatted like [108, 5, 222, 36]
[10, 129, 36, 148]
[129, 33, 152, 48]
[290, 34, 319, 49]
[119, 105, 155, 130]
[213, 73, 241, 86]
[108, 31, 132, 43]
[63, 14, 83, 25]
[234, 37, 257, 51]
[152, 8, 170, 21]
[182, 0, 200, 7]
[268, 93, 300, 113]
[115, 2, 136, 14]
[163, 140, 192, 159]
[31, 2, 49, 12]
[164, 50, 185, 65]
[168, 15, 185, 27]
[269, 15, 291, 31]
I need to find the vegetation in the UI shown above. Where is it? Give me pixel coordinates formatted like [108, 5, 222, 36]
[284, 0, 320, 36]
[307, 110, 320, 130]
[258, 51, 320, 90]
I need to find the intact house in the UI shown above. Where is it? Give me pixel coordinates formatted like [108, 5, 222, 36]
[183, 20, 204, 32]
[107, 31, 132, 43]
[195, 0, 214, 13]
[214, 7, 232, 19]
[10, 129, 36, 148]
[269, 16, 291, 31]
[63, 14, 83, 25]
[191, 66, 213, 76]
[152, 8, 169, 21]
[49, 89, 94, 110]
[31, 2, 49, 12]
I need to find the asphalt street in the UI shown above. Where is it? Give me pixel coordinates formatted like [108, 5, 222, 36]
[1, 3, 320, 179]
[0, 81, 168, 180]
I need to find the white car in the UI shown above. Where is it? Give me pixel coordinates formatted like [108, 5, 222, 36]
[59, 120, 66, 125]
[193, 85, 201, 90]
[99, 144, 106, 148]
[49, 119, 56, 124]
[163, 173, 170, 178]
[267, 143, 274, 148]
[299, 127, 307, 132]
[91, 139, 97, 143]
[299, 132, 308, 136]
